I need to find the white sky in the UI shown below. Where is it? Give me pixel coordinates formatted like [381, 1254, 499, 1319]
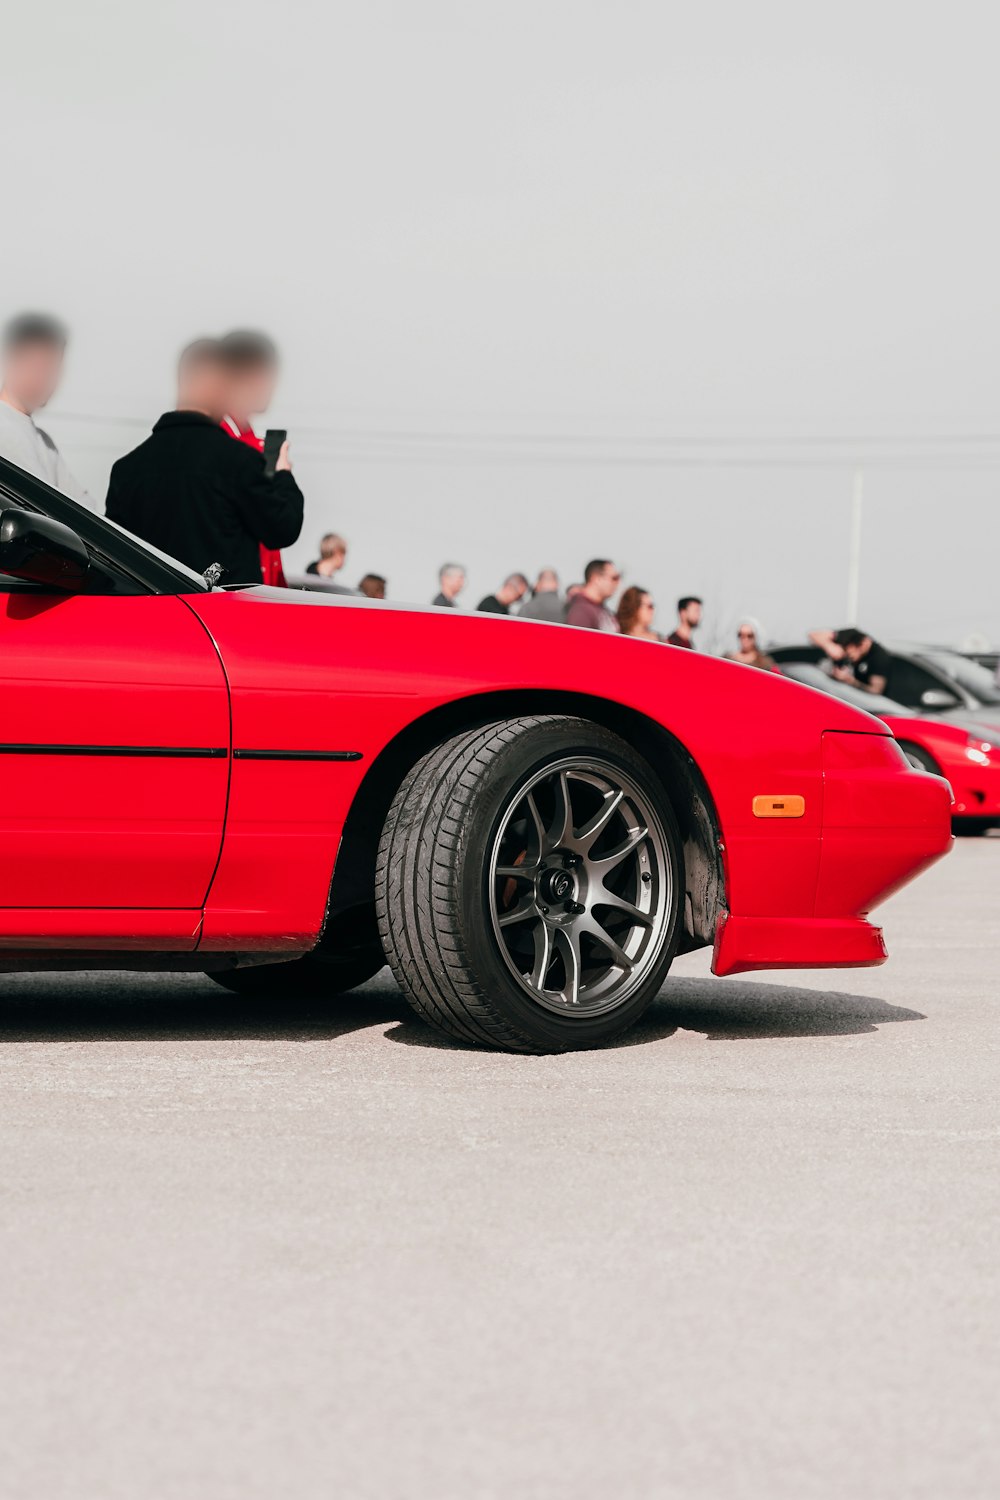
[5, 0, 1000, 646]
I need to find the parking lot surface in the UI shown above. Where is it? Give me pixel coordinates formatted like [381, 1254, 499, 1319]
[0, 839, 997, 1499]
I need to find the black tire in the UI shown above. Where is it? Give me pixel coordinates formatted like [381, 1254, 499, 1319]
[952, 817, 995, 838]
[375, 715, 684, 1053]
[207, 945, 386, 998]
[898, 742, 940, 775]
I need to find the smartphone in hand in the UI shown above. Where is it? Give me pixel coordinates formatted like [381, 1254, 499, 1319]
[263, 428, 287, 477]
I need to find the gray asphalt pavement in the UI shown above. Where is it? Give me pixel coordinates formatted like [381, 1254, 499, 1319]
[0, 839, 997, 1499]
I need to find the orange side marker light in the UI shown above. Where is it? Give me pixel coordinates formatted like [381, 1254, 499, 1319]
[752, 795, 805, 819]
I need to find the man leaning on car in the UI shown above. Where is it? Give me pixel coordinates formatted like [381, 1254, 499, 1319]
[106, 338, 303, 585]
[810, 625, 891, 696]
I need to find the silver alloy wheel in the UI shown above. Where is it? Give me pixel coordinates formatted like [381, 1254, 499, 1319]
[487, 756, 673, 1017]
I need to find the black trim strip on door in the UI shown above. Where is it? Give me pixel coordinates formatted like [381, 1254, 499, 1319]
[0, 744, 228, 758]
[231, 749, 364, 762]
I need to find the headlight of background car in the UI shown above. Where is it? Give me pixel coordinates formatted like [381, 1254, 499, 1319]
[965, 735, 999, 766]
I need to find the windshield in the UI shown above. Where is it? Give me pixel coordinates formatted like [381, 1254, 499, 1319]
[921, 650, 1000, 704]
[0, 453, 208, 593]
[91, 508, 209, 590]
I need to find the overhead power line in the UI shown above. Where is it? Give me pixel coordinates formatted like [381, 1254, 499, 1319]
[46, 411, 1000, 468]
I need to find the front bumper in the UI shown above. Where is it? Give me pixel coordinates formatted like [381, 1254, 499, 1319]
[714, 913, 887, 976]
[712, 730, 952, 977]
[949, 753, 1000, 823]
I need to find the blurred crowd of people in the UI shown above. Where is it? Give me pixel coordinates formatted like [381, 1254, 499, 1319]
[428, 558, 704, 639]
[418, 557, 780, 667]
[0, 310, 873, 679]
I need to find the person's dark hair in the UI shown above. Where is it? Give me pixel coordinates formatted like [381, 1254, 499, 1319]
[3, 312, 68, 353]
[584, 558, 611, 582]
[678, 595, 702, 612]
[177, 337, 225, 375]
[505, 572, 529, 590]
[220, 329, 279, 370]
[617, 586, 650, 635]
[834, 627, 866, 648]
[359, 573, 387, 599]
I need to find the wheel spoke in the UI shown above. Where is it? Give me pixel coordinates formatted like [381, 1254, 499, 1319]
[593, 890, 653, 927]
[590, 824, 649, 873]
[575, 787, 624, 851]
[497, 896, 537, 928]
[547, 770, 575, 850]
[495, 863, 537, 880]
[528, 920, 554, 991]
[579, 915, 635, 973]
[554, 924, 582, 1005]
[524, 789, 547, 858]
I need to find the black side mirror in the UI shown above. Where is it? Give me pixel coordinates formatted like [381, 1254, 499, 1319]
[0, 507, 90, 590]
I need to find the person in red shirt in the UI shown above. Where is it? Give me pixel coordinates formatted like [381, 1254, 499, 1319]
[667, 595, 702, 649]
[565, 558, 621, 631]
[219, 330, 290, 586]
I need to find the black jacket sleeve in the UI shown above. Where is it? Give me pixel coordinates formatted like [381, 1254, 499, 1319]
[104, 459, 125, 525]
[229, 447, 305, 550]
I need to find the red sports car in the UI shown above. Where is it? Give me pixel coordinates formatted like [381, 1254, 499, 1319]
[0, 457, 952, 1052]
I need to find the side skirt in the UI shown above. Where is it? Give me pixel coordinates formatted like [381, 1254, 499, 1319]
[0, 951, 312, 974]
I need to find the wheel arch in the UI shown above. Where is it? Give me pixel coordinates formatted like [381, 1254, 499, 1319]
[324, 689, 725, 956]
[895, 738, 943, 776]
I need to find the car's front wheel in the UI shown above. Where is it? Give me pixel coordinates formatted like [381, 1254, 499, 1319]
[376, 716, 684, 1053]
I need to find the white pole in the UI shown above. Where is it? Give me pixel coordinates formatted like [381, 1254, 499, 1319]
[846, 469, 864, 625]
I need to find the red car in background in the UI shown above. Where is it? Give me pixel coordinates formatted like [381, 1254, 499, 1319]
[0, 456, 952, 1052]
[777, 662, 1000, 836]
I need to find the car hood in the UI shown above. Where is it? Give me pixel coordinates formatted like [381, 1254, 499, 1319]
[198, 584, 890, 740]
[935, 707, 1000, 735]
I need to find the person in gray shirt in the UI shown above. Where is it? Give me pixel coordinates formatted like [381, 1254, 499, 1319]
[0, 312, 91, 503]
[518, 567, 567, 623]
[433, 562, 466, 608]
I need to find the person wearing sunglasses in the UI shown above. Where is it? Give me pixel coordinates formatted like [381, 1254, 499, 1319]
[726, 618, 778, 673]
[617, 586, 664, 642]
[565, 558, 622, 631]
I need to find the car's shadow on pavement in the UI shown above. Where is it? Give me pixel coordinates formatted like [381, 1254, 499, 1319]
[0, 970, 923, 1049]
[0, 970, 414, 1044]
[622, 975, 925, 1045]
[384, 974, 926, 1051]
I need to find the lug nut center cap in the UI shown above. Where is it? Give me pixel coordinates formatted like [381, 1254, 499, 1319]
[540, 867, 575, 904]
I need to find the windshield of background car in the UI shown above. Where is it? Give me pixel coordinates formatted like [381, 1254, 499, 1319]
[922, 651, 1000, 704]
[780, 662, 907, 715]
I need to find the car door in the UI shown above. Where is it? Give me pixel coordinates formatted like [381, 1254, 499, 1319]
[0, 582, 230, 944]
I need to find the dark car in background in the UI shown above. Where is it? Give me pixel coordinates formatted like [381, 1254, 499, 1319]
[771, 642, 1000, 732]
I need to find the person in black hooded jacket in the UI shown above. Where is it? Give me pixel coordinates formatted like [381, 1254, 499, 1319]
[106, 338, 303, 585]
